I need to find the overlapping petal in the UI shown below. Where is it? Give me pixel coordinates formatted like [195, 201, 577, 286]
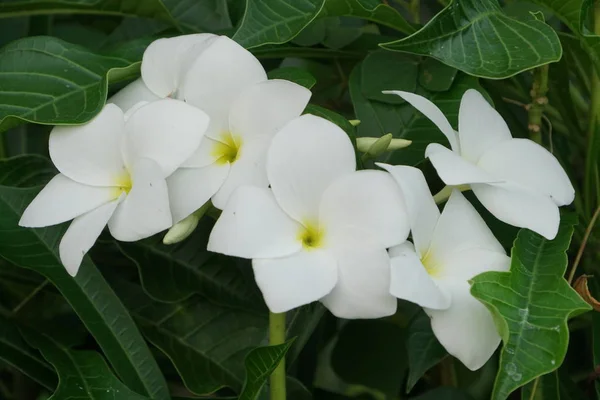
[253, 249, 338, 313]
[49, 104, 126, 187]
[181, 36, 267, 138]
[108, 158, 172, 241]
[268, 114, 356, 223]
[426, 279, 501, 371]
[438, 248, 509, 281]
[107, 78, 160, 113]
[19, 174, 117, 228]
[208, 186, 302, 259]
[319, 170, 408, 249]
[477, 138, 575, 206]
[123, 99, 209, 177]
[383, 90, 459, 152]
[458, 89, 512, 163]
[471, 182, 560, 240]
[426, 143, 499, 185]
[229, 79, 311, 139]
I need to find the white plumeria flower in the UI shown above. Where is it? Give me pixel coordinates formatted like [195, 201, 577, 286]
[19, 100, 209, 276]
[385, 89, 575, 240]
[208, 115, 409, 318]
[378, 163, 510, 370]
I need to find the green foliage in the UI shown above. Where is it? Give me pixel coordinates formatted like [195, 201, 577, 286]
[471, 215, 591, 400]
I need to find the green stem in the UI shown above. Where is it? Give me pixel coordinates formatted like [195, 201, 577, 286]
[433, 185, 470, 204]
[585, 1, 600, 215]
[439, 357, 457, 387]
[269, 312, 286, 400]
[527, 64, 550, 144]
[528, 377, 540, 400]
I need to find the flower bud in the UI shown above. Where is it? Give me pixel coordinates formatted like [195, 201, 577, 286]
[163, 213, 200, 245]
[356, 134, 412, 158]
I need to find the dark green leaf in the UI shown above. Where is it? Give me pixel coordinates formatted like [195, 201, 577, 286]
[418, 58, 458, 92]
[520, 372, 559, 400]
[381, 0, 562, 79]
[349, 60, 485, 166]
[406, 311, 446, 393]
[360, 51, 418, 104]
[0, 156, 169, 400]
[471, 215, 591, 400]
[233, 0, 325, 48]
[238, 340, 295, 400]
[0, 316, 57, 390]
[331, 320, 407, 397]
[161, 0, 232, 32]
[411, 387, 473, 400]
[318, 0, 415, 34]
[0, 36, 140, 133]
[267, 67, 317, 89]
[22, 328, 149, 400]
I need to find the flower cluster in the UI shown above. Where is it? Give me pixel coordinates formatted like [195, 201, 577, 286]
[19, 34, 574, 371]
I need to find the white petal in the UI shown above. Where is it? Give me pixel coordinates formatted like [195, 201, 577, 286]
[49, 104, 126, 187]
[321, 229, 397, 319]
[167, 163, 229, 224]
[426, 143, 500, 185]
[59, 196, 122, 276]
[108, 158, 172, 241]
[253, 249, 338, 313]
[108, 78, 160, 113]
[211, 136, 271, 209]
[229, 79, 311, 139]
[319, 170, 408, 249]
[389, 248, 450, 310]
[438, 248, 510, 281]
[383, 90, 459, 152]
[208, 186, 302, 259]
[471, 182, 560, 240]
[458, 89, 512, 163]
[377, 164, 439, 256]
[19, 174, 117, 228]
[123, 99, 209, 177]
[268, 114, 356, 223]
[180, 36, 267, 139]
[426, 279, 501, 371]
[477, 138, 575, 206]
[141, 33, 217, 98]
[182, 136, 222, 168]
[428, 190, 505, 264]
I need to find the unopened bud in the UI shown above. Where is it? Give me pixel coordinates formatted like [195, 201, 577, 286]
[349, 119, 361, 126]
[163, 213, 200, 245]
[356, 134, 412, 157]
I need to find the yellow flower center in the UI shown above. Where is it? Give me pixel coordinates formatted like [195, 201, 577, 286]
[112, 172, 132, 198]
[421, 250, 440, 278]
[212, 131, 242, 165]
[298, 222, 325, 250]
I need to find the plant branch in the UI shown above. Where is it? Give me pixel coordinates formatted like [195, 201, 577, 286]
[528, 64, 549, 144]
[269, 312, 286, 400]
[567, 205, 600, 285]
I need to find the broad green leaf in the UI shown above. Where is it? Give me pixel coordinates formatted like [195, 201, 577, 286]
[22, 328, 149, 400]
[0, 316, 57, 390]
[360, 51, 418, 104]
[471, 215, 591, 400]
[304, 104, 355, 137]
[381, 0, 562, 79]
[521, 370, 587, 400]
[267, 67, 317, 89]
[406, 311, 446, 393]
[0, 36, 141, 133]
[161, 0, 232, 32]
[411, 387, 472, 400]
[349, 60, 485, 166]
[233, 0, 326, 48]
[0, 156, 169, 400]
[238, 340, 295, 400]
[418, 58, 458, 92]
[331, 320, 407, 397]
[318, 0, 414, 34]
[0, 0, 181, 28]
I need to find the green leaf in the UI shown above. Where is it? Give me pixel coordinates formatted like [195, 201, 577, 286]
[411, 387, 473, 400]
[0, 36, 140, 133]
[267, 67, 317, 89]
[418, 58, 458, 92]
[349, 60, 485, 166]
[318, 0, 415, 34]
[471, 215, 591, 400]
[22, 328, 149, 400]
[520, 369, 587, 400]
[161, 0, 232, 32]
[406, 311, 446, 393]
[0, 156, 169, 400]
[380, 0, 562, 79]
[331, 320, 407, 397]
[360, 51, 418, 104]
[233, 0, 326, 49]
[238, 340, 295, 400]
[0, 316, 57, 390]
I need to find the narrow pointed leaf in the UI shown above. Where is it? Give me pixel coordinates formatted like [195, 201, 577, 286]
[0, 156, 169, 400]
[0, 36, 141, 133]
[381, 0, 562, 78]
[471, 215, 591, 400]
[22, 328, 149, 400]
